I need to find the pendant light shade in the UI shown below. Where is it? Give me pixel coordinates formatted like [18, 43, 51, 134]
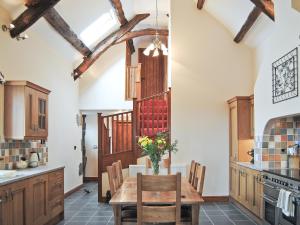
[143, 0, 168, 57]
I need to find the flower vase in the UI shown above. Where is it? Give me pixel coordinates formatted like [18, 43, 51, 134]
[152, 160, 160, 175]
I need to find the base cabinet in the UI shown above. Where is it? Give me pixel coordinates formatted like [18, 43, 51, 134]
[230, 164, 263, 218]
[0, 168, 64, 225]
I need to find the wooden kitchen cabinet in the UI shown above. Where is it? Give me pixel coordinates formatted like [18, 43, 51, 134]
[0, 180, 30, 225]
[232, 165, 263, 219]
[4, 81, 50, 140]
[229, 163, 238, 200]
[0, 168, 64, 225]
[30, 175, 49, 225]
[228, 96, 254, 162]
[237, 167, 249, 205]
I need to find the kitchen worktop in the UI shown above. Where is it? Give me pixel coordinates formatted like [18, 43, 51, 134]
[236, 162, 264, 171]
[0, 165, 64, 186]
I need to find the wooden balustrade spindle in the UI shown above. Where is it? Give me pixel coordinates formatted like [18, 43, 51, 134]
[121, 113, 124, 152]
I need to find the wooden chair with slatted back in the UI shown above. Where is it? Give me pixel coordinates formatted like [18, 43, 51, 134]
[107, 165, 118, 196]
[162, 157, 171, 174]
[192, 164, 206, 195]
[188, 160, 197, 184]
[108, 165, 137, 224]
[137, 173, 181, 225]
[112, 162, 122, 190]
[116, 160, 124, 184]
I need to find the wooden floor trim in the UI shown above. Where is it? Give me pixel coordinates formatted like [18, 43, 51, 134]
[203, 196, 229, 202]
[83, 177, 98, 182]
[64, 184, 84, 198]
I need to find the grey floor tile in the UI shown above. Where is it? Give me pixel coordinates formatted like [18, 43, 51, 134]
[227, 214, 249, 221]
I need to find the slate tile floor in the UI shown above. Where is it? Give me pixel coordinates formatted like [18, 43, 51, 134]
[58, 182, 259, 225]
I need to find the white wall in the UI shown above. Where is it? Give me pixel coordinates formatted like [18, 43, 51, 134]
[254, 1, 300, 136]
[170, 0, 254, 196]
[0, 14, 82, 193]
[85, 114, 98, 177]
[79, 43, 133, 111]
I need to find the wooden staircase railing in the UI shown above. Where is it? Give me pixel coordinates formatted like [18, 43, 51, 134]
[97, 89, 171, 202]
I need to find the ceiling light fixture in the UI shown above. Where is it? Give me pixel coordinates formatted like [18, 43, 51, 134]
[143, 0, 168, 57]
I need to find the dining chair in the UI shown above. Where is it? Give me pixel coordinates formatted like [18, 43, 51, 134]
[115, 160, 124, 184]
[192, 164, 206, 195]
[137, 173, 182, 225]
[188, 160, 197, 184]
[107, 165, 119, 196]
[107, 165, 137, 224]
[162, 157, 171, 174]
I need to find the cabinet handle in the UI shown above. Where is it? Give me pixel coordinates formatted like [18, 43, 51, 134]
[10, 192, 13, 201]
[0, 198, 2, 204]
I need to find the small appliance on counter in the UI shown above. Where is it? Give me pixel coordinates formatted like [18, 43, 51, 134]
[29, 152, 40, 168]
[16, 157, 29, 169]
[247, 149, 255, 164]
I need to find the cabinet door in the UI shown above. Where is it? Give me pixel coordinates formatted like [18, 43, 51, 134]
[36, 92, 48, 138]
[229, 102, 238, 162]
[250, 97, 254, 139]
[238, 168, 248, 204]
[229, 163, 238, 200]
[10, 181, 29, 225]
[30, 175, 49, 225]
[251, 172, 261, 216]
[0, 187, 12, 225]
[25, 87, 38, 138]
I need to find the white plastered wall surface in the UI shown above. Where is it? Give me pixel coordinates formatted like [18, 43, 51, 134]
[170, 0, 255, 196]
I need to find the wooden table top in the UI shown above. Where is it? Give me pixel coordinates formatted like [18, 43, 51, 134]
[110, 177, 204, 205]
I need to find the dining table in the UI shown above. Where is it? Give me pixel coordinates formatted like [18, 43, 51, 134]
[110, 176, 204, 225]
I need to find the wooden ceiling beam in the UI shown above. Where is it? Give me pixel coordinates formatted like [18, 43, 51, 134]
[73, 13, 150, 80]
[10, 0, 61, 38]
[234, 6, 262, 43]
[44, 8, 92, 56]
[108, 0, 135, 54]
[249, 0, 274, 21]
[115, 29, 169, 44]
[197, 0, 205, 9]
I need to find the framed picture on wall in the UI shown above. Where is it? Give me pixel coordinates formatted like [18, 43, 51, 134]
[272, 48, 298, 104]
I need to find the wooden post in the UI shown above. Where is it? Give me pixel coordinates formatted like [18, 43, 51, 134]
[97, 113, 103, 202]
[167, 88, 172, 174]
[132, 98, 138, 162]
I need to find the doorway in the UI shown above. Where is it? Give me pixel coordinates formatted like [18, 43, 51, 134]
[138, 48, 168, 98]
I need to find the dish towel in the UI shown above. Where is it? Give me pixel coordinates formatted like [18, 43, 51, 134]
[277, 189, 295, 217]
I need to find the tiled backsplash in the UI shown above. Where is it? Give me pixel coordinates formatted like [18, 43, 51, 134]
[0, 140, 48, 169]
[255, 116, 300, 169]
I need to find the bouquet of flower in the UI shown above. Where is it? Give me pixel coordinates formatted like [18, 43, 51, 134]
[138, 132, 178, 175]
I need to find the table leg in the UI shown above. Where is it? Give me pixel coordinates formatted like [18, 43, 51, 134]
[113, 205, 121, 225]
[192, 203, 200, 225]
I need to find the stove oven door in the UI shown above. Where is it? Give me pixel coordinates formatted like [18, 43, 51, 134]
[278, 199, 300, 225]
[264, 194, 279, 225]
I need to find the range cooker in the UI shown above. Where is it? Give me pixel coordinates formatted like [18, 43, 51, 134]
[263, 169, 300, 225]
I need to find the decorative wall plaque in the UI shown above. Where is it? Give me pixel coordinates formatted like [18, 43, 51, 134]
[272, 48, 298, 104]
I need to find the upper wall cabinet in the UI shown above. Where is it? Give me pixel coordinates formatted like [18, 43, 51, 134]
[0, 84, 4, 142]
[227, 96, 254, 162]
[4, 81, 51, 140]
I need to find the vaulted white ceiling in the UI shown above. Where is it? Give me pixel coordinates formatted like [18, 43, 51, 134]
[0, 0, 274, 61]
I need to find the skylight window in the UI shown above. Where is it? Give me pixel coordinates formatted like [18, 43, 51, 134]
[80, 10, 117, 48]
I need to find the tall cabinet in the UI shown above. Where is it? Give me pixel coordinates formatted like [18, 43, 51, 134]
[4, 81, 50, 140]
[228, 96, 262, 219]
[227, 96, 254, 162]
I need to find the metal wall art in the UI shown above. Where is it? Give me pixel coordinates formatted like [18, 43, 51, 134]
[0, 72, 5, 84]
[272, 48, 298, 104]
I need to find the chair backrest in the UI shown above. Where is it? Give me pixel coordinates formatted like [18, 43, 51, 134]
[115, 160, 123, 184]
[145, 158, 152, 169]
[162, 157, 171, 174]
[137, 173, 181, 225]
[107, 163, 121, 196]
[192, 164, 206, 195]
[188, 160, 197, 184]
